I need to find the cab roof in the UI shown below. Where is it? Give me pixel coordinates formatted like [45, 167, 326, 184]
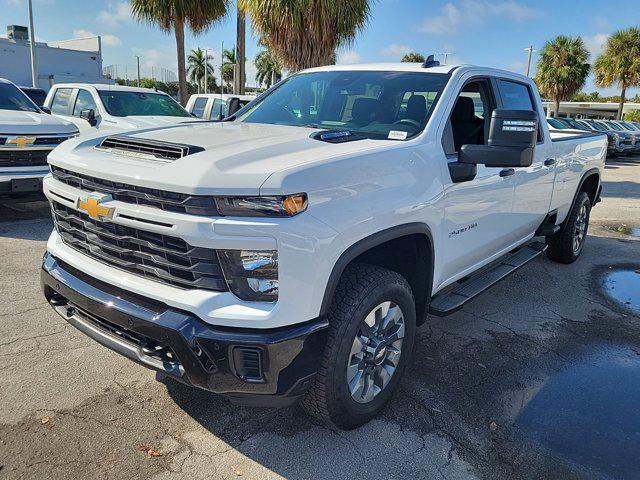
[301, 62, 461, 75]
[50, 83, 167, 94]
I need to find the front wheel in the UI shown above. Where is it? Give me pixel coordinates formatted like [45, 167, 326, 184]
[546, 191, 591, 264]
[301, 264, 416, 430]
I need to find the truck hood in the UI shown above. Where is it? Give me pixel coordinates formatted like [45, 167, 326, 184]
[103, 115, 206, 130]
[48, 122, 392, 195]
[0, 109, 78, 135]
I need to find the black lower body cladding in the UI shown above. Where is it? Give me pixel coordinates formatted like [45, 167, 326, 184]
[41, 252, 328, 407]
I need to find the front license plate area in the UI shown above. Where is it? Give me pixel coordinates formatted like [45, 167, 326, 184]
[11, 177, 41, 193]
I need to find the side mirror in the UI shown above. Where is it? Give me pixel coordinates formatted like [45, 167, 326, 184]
[226, 97, 241, 117]
[40, 106, 51, 114]
[459, 109, 538, 168]
[80, 108, 97, 126]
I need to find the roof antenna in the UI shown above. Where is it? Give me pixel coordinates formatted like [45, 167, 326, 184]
[422, 54, 440, 68]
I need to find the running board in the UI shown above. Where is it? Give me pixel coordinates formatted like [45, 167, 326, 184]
[429, 241, 548, 316]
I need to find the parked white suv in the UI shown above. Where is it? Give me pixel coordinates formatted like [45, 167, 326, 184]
[41, 61, 606, 429]
[44, 84, 202, 134]
[185, 93, 257, 120]
[0, 78, 78, 200]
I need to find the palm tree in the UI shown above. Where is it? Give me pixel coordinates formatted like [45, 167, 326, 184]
[221, 47, 236, 90]
[594, 27, 640, 120]
[534, 35, 590, 117]
[130, 0, 229, 105]
[187, 47, 214, 92]
[255, 49, 282, 88]
[238, 0, 372, 71]
[401, 52, 425, 63]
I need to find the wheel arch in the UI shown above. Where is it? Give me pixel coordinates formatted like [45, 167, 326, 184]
[319, 223, 435, 326]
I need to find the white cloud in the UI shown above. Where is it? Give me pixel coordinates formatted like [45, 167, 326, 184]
[337, 50, 361, 65]
[97, 1, 131, 28]
[583, 33, 609, 58]
[73, 29, 121, 47]
[380, 44, 412, 59]
[419, 0, 537, 35]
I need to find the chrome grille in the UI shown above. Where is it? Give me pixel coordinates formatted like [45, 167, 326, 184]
[96, 136, 203, 162]
[51, 201, 227, 291]
[50, 166, 219, 216]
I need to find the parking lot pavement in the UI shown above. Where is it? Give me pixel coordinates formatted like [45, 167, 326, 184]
[0, 157, 638, 480]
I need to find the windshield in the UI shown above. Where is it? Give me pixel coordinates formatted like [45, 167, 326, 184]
[0, 83, 40, 113]
[547, 118, 569, 129]
[21, 88, 47, 106]
[238, 71, 449, 140]
[584, 121, 606, 132]
[98, 91, 191, 117]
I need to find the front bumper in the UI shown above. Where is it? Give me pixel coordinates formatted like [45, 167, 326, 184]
[41, 252, 328, 407]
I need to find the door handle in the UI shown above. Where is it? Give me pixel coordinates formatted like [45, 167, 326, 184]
[544, 158, 556, 166]
[499, 168, 515, 177]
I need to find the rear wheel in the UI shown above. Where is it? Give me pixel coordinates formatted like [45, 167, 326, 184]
[301, 264, 416, 429]
[546, 191, 591, 264]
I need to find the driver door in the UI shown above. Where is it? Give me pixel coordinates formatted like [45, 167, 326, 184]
[437, 77, 518, 287]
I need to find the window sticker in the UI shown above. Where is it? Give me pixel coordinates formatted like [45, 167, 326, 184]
[388, 130, 408, 140]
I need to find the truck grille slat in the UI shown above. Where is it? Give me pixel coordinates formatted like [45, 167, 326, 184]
[51, 166, 219, 216]
[0, 150, 50, 167]
[51, 201, 227, 291]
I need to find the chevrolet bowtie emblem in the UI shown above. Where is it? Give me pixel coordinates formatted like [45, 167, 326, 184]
[77, 194, 114, 221]
[6, 136, 36, 148]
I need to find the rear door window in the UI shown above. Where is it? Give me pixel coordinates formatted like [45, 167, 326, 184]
[497, 80, 542, 141]
[50, 88, 73, 115]
[191, 97, 208, 118]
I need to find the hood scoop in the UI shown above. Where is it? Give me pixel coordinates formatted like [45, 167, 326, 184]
[95, 135, 204, 162]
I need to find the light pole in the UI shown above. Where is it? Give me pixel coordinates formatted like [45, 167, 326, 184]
[525, 45, 537, 77]
[27, 0, 37, 88]
[135, 55, 141, 87]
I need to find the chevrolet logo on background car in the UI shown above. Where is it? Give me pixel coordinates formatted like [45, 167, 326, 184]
[5, 136, 36, 148]
[77, 194, 115, 221]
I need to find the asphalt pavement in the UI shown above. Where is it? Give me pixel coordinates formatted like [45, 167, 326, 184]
[0, 156, 638, 480]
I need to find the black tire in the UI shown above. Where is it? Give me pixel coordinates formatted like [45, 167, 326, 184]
[301, 263, 416, 430]
[546, 191, 591, 264]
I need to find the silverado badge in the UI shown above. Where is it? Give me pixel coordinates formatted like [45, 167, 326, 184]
[77, 194, 114, 221]
[5, 136, 36, 148]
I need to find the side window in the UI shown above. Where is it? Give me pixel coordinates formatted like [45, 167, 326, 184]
[209, 99, 225, 120]
[72, 89, 98, 116]
[443, 79, 495, 154]
[50, 88, 72, 115]
[497, 80, 542, 141]
[497, 80, 534, 110]
[191, 97, 208, 118]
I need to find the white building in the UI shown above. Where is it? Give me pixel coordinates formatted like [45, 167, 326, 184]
[542, 101, 640, 119]
[0, 25, 110, 91]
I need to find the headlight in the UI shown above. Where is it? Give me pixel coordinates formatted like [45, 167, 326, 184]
[218, 250, 278, 302]
[215, 193, 307, 217]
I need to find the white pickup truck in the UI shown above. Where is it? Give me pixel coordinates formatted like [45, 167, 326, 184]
[0, 78, 78, 201]
[41, 60, 606, 429]
[43, 84, 202, 135]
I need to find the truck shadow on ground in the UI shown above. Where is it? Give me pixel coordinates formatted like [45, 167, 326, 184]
[0, 201, 52, 241]
[159, 234, 640, 480]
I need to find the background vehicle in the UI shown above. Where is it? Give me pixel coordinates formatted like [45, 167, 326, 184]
[0, 78, 77, 201]
[41, 62, 606, 429]
[185, 93, 256, 120]
[593, 119, 638, 154]
[44, 84, 204, 134]
[19, 86, 48, 107]
[548, 117, 619, 157]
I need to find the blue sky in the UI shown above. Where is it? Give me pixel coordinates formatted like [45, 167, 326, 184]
[3, 0, 639, 95]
